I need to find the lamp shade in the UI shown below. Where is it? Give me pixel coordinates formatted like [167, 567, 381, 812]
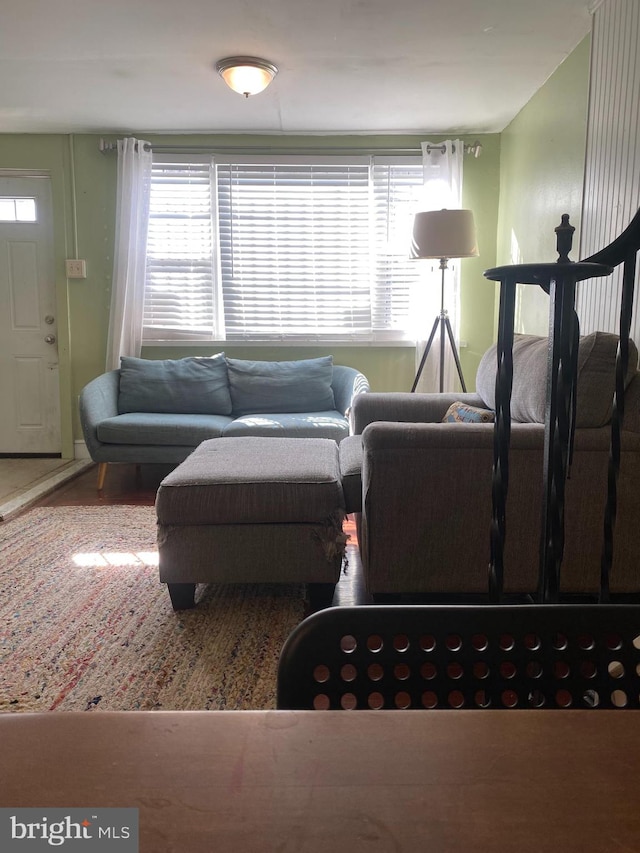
[216, 56, 278, 97]
[411, 209, 479, 260]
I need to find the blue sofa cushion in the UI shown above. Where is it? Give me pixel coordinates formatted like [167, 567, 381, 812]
[98, 412, 233, 446]
[226, 356, 336, 416]
[118, 355, 232, 416]
[222, 412, 349, 441]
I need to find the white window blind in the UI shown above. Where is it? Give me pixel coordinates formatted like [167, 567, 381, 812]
[371, 160, 425, 336]
[144, 156, 217, 341]
[217, 160, 371, 341]
[143, 153, 425, 343]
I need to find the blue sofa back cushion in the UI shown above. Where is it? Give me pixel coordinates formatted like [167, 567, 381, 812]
[118, 354, 233, 415]
[226, 356, 336, 416]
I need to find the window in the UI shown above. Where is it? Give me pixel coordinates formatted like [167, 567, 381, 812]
[144, 154, 425, 343]
[145, 158, 216, 341]
[0, 197, 37, 222]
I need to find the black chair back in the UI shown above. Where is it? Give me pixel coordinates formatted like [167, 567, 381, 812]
[277, 603, 640, 710]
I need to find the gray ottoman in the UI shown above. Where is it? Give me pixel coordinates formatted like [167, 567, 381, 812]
[156, 437, 347, 610]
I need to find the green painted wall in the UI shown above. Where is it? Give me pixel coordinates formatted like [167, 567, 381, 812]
[497, 35, 591, 334]
[0, 131, 500, 448]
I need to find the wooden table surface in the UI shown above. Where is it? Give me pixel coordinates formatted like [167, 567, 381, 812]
[1, 710, 639, 852]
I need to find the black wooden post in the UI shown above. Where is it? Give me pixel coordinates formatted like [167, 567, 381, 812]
[484, 219, 612, 603]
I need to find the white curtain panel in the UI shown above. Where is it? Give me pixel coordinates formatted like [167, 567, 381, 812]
[413, 139, 464, 392]
[105, 137, 152, 371]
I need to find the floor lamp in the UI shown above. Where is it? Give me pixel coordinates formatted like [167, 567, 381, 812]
[410, 208, 479, 392]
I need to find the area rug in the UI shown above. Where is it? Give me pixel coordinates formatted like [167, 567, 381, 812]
[0, 506, 305, 712]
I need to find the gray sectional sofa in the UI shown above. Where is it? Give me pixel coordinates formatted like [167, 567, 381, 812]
[341, 331, 640, 599]
[79, 353, 369, 489]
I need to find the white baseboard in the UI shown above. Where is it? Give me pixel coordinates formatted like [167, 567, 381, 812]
[74, 440, 90, 460]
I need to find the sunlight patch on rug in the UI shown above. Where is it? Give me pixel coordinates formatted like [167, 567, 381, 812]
[72, 550, 159, 568]
[0, 506, 304, 712]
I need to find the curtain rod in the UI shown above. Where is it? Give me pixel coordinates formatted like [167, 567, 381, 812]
[98, 138, 483, 158]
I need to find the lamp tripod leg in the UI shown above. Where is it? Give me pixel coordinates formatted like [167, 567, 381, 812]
[439, 315, 446, 393]
[411, 315, 441, 392]
[443, 315, 467, 392]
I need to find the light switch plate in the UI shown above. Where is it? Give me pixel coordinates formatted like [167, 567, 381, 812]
[66, 259, 87, 278]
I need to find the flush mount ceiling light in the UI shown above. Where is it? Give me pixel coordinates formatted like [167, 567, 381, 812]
[215, 56, 278, 98]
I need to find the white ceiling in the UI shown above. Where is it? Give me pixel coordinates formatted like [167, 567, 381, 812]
[1, 0, 594, 135]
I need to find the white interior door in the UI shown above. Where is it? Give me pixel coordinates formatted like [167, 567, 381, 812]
[0, 176, 60, 454]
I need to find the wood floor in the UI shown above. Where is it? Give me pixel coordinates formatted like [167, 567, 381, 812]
[0, 457, 70, 503]
[31, 461, 372, 607]
[31, 462, 172, 508]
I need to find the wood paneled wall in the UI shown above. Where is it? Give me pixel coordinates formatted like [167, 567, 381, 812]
[577, 0, 640, 338]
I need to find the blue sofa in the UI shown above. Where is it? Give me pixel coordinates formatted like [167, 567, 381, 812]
[79, 354, 369, 489]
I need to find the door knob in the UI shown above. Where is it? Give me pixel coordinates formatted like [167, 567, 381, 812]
[44, 335, 56, 345]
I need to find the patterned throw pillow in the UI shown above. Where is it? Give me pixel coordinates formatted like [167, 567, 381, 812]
[442, 402, 495, 423]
